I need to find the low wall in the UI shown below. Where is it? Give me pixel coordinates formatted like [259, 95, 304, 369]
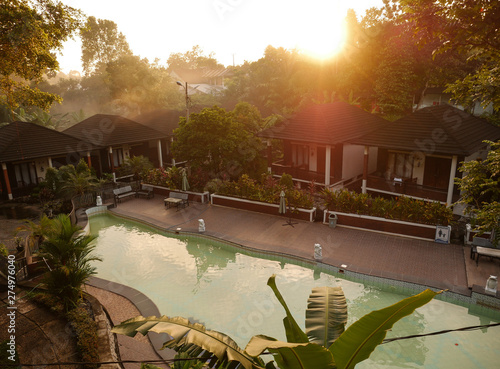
[211, 194, 316, 222]
[323, 210, 439, 241]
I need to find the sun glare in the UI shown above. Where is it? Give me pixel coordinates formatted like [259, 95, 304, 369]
[294, 10, 347, 61]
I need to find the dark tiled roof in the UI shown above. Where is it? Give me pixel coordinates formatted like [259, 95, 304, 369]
[0, 121, 94, 162]
[350, 104, 500, 156]
[133, 109, 183, 135]
[258, 102, 388, 145]
[63, 114, 167, 146]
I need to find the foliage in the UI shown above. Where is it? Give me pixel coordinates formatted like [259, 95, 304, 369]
[32, 292, 99, 369]
[0, 0, 82, 113]
[214, 174, 315, 209]
[80, 16, 132, 75]
[119, 155, 154, 184]
[166, 45, 223, 71]
[400, 0, 500, 112]
[66, 305, 100, 369]
[113, 275, 440, 369]
[322, 189, 453, 225]
[456, 140, 500, 244]
[172, 106, 265, 180]
[279, 173, 294, 189]
[39, 214, 101, 310]
[0, 243, 8, 258]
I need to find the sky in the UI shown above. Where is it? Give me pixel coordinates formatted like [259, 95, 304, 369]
[57, 0, 385, 74]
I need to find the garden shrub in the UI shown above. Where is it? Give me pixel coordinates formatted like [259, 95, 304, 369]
[215, 174, 315, 209]
[322, 189, 453, 225]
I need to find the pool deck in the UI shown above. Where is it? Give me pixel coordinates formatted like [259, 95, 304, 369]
[84, 196, 500, 368]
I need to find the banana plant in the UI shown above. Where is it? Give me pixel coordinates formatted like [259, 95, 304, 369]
[112, 275, 440, 369]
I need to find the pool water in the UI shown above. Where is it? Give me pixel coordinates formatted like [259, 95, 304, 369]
[89, 214, 500, 369]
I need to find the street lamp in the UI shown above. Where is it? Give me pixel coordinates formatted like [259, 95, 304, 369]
[176, 81, 190, 120]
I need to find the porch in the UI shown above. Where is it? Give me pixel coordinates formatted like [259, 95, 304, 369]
[349, 174, 460, 204]
[271, 160, 340, 186]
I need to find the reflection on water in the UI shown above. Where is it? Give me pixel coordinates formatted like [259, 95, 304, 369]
[89, 214, 500, 369]
[0, 204, 39, 219]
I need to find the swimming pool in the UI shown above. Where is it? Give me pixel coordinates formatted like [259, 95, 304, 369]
[89, 213, 500, 369]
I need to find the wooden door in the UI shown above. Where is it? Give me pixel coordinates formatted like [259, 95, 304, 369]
[423, 157, 451, 189]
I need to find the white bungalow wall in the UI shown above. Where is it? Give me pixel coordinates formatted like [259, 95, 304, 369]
[342, 144, 378, 181]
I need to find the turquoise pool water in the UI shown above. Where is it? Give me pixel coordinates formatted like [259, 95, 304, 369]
[89, 214, 500, 369]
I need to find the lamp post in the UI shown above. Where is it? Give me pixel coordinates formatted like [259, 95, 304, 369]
[176, 81, 190, 120]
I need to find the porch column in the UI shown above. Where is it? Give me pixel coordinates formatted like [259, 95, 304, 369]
[325, 146, 331, 186]
[171, 137, 176, 167]
[108, 147, 115, 181]
[1, 163, 13, 200]
[362, 146, 369, 194]
[47, 157, 53, 168]
[446, 155, 458, 207]
[86, 152, 92, 168]
[267, 140, 272, 173]
[157, 139, 163, 168]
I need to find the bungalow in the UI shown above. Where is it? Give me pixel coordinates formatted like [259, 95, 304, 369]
[348, 104, 500, 210]
[258, 102, 388, 187]
[63, 114, 169, 179]
[0, 121, 98, 200]
[133, 109, 183, 166]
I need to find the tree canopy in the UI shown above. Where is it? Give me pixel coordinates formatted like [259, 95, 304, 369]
[171, 105, 265, 179]
[80, 16, 132, 75]
[0, 0, 82, 114]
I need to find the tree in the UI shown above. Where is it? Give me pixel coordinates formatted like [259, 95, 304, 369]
[166, 45, 222, 71]
[0, 0, 82, 114]
[399, 0, 500, 112]
[40, 214, 101, 310]
[80, 16, 132, 75]
[456, 140, 500, 245]
[120, 155, 153, 186]
[113, 275, 439, 369]
[172, 106, 264, 179]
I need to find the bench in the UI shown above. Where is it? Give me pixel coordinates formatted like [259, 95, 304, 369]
[470, 236, 496, 259]
[476, 246, 500, 266]
[113, 185, 135, 204]
[164, 192, 189, 210]
[135, 184, 154, 199]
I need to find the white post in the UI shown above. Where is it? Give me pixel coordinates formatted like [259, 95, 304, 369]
[171, 137, 176, 167]
[362, 146, 368, 194]
[47, 157, 53, 168]
[157, 139, 163, 168]
[325, 146, 331, 186]
[446, 155, 458, 207]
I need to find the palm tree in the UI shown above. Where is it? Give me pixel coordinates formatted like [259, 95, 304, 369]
[40, 214, 101, 310]
[113, 275, 440, 369]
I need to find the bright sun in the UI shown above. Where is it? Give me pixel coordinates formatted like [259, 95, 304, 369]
[293, 10, 347, 60]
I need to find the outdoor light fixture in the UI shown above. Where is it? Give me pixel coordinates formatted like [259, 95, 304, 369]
[175, 227, 182, 234]
[485, 275, 498, 295]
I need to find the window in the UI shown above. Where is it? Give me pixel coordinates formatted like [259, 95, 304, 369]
[14, 162, 37, 187]
[292, 144, 309, 168]
[387, 152, 414, 178]
[112, 148, 124, 167]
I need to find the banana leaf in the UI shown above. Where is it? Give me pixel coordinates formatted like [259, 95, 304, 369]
[245, 335, 335, 369]
[112, 315, 265, 369]
[305, 286, 347, 348]
[330, 289, 440, 369]
[267, 275, 309, 343]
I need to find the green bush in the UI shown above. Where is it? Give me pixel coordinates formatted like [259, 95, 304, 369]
[322, 189, 453, 225]
[0, 243, 8, 258]
[67, 306, 99, 369]
[216, 174, 315, 209]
